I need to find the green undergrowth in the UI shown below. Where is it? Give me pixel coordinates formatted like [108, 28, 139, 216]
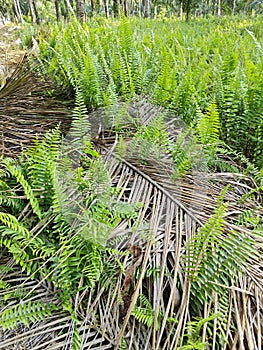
[0, 15, 262, 348]
[26, 15, 263, 168]
[0, 125, 141, 343]
[0, 118, 262, 348]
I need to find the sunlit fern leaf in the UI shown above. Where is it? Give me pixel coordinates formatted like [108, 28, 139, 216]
[0, 301, 59, 331]
[71, 88, 90, 142]
[73, 322, 82, 350]
[26, 127, 61, 208]
[171, 129, 194, 178]
[131, 294, 155, 329]
[3, 159, 42, 219]
[184, 186, 261, 306]
[181, 313, 217, 349]
[0, 212, 55, 276]
[196, 101, 220, 146]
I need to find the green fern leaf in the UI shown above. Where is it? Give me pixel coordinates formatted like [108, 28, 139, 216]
[197, 101, 220, 146]
[0, 301, 59, 331]
[3, 160, 42, 220]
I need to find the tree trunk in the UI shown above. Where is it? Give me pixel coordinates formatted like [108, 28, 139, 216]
[28, 0, 40, 24]
[91, 0, 96, 14]
[32, 0, 40, 24]
[184, 0, 192, 21]
[217, 0, 221, 16]
[76, 0, 86, 22]
[63, 0, 72, 20]
[28, 0, 35, 23]
[113, 0, 119, 17]
[231, 0, 236, 14]
[123, 0, 128, 16]
[153, 5, 157, 18]
[104, 0, 109, 18]
[13, 0, 24, 22]
[54, 0, 62, 21]
[144, 0, 150, 18]
[179, 1, 183, 20]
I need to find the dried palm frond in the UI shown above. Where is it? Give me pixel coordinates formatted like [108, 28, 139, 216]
[89, 101, 263, 349]
[0, 56, 73, 156]
[0, 100, 262, 350]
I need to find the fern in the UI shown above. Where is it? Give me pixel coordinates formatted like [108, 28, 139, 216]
[0, 212, 55, 275]
[181, 313, 217, 349]
[171, 131, 193, 178]
[3, 16, 262, 349]
[0, 280, 10, 290]
[119, 338, 128, 350]
[213, 292, 232, 348]
[72, 322, 82, 350]
[26, 127, 61, 209]
[0, 179, 23, 213]
[96, 35, 118, 106]
[154, 48, 177, 106]
[129, 114, 169, 162]
[132, 294, 155, 328]
[196, 101, 220, 146]
[3, 159, 42, 220]
[82, 243, 103, 286]
[0, 301, 59, 331]
[184, 186, 260, 306]
[170, 72, 197, 124]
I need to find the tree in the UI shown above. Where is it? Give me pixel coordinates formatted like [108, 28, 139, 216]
[104, 0, 109, 18]
[63, 0, 72, 20]
[28, 0, 40, 24]
[0, 0, 11, 22]
[91, 0, 96, 15]
[113, 0, 119, 17]
[122, 0, 129, 16]
[13, 0, 24, 22]
[144, 0, 151, 17]
[54, 0, 62, 21]
[76, 0, 86, 21]
[182, 0, 199, 21]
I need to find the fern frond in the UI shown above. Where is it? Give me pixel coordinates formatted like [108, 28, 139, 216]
[185, 187, 260, 306]
[0, 179, 23, 213]
[132, 294, 155, 328]
[26, 127, 61, 209]
[197, 101, 220, 146]
[129, 114, 169, 161]
[0, 301, 59, 331]
[181, 313, 217, 349]
[3, 160, 42, 220]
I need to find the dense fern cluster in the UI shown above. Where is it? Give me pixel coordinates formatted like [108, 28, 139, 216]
[0, 126, 140, 343]
[34, 16, 263, 168]
[1, 101, 262, 348]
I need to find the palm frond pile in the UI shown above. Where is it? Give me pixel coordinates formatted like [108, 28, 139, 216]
[0, 97, 262, 349]
[0, 57, 72, 156]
